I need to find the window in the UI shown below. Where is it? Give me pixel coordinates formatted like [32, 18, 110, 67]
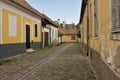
[35, 24, 38, 37]
[71, 36, 75, 40]
[111, 0, 120, 32]
[52, 29, 54, 38]
[94, 0, 99, 37]
[8, 14, 17, 37]
[89, 4, 92, 37]
[55, 30, 58, 38]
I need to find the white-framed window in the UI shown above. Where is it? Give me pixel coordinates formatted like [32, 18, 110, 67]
[55, 30, 58, 38]
[111, 0, 120, 32]
[8, 14, 17, 37]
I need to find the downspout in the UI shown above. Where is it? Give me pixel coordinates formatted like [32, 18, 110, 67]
[42, 27, 45, 48]
[86, 0, 89, 56]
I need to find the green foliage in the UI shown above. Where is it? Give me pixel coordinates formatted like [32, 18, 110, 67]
[0, 57, 16, 66]
[48, 44, 54, 48]
[75, 24, 80, 31]
[41, 44, 54, 51]
[58, 34, 63, 37]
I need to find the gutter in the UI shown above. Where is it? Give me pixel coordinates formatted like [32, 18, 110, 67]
[4, 0, 43, 18]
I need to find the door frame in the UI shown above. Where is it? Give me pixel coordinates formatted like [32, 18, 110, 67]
[25, 24, 31, 49]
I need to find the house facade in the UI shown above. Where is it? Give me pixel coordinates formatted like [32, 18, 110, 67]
[80, 0, 120, 80]
[0, 0, 42, 59]
[58, 24, 78, 43]
[42, 14, 58, 47]
[50, 25, 58, 45]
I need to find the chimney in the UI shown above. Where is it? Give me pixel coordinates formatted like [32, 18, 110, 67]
[63, 21, 66, 28]
[57, 19, 60, 25]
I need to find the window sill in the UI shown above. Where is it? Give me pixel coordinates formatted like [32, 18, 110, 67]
[94, 36, 99, 40]
[111, 33, 120, 40]
[111, 30, 120, 33]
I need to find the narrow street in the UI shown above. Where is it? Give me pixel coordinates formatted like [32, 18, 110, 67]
[0, 43, 99, 80]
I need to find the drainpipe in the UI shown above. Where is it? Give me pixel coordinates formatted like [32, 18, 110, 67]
[86, 0, 91, 59]
[42, 27, 45, 48]
[86, 0, 89, 56]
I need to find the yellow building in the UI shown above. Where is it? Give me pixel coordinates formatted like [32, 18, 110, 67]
[79, 0, 88, 54]
[0, 0, 42, 59]
[80, 0, 120, 79]
[58, 24, 78, 43]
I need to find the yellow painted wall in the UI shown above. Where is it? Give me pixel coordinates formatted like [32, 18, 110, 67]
[89, 0, 120, 74]
[62, 35, 66, 42]
[83, 7, 88, 47]
[46, 24, 51, 29]
[2, 9, 41, 44]
[88, 0, 100, 52]
[2, 9, 22, 44]
[80, 3, 88, 53]
[88, 0, 110, 58]
[33, 21, 41, 42]
[63, 35, 78, 42]
[23, 17, 41, 43]
[99, 0, 110, 58]
[81, 0, 120, 75]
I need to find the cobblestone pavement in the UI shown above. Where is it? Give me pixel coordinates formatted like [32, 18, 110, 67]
[0, 43, 99, 80]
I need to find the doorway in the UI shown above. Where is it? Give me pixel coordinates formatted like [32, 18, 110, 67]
[44, 32, 48, 47]
[26, 24, 30, 49]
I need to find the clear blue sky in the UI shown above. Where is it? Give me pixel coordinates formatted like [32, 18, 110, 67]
[26, 0, 82, 24]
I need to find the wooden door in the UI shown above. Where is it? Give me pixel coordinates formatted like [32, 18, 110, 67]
[26, 25, 30, 49]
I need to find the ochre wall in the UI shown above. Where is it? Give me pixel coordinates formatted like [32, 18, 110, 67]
[63, 35, 78, 43]
[2, 9, 22, 44]
[2, 9, 41, 44]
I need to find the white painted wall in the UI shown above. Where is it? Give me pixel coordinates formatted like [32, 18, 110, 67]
[42, 27, 49, 32]
[42, 27, 50, 47]
[51, 26, 58, 43]
[0, 2, 41, 23]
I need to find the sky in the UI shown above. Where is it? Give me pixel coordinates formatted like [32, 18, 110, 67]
[26, 0, 82, 24]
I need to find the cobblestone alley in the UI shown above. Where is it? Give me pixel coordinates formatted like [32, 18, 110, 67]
[0, 43, 99, 80]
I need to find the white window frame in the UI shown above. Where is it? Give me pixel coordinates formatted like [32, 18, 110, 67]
[8, 13, 17, 37]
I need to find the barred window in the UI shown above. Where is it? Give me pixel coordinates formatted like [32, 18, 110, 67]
[94, 0, 99, 37]
[111, 0, 120, 32]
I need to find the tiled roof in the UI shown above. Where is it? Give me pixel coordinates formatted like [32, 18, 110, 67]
[3, 0, 42, 18]
[58, 24, 77, 35]
[79, 0, 88, 24]
[58, 27, 67, 34]
[3, 0, 59, 27]
[42, 14, 59, 27]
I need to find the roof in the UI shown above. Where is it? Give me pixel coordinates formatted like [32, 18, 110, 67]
[3, 0, 42, 18]
[58, 24, 77, 35]
[42, 14, 59, 28]
[79, 0, 87, 24]
[3, 0, 58, 27]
